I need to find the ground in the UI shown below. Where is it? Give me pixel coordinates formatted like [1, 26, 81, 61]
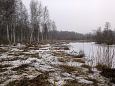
[0, 42, 114, 86]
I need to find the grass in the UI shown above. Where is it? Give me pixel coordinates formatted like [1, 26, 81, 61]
[0, 64, 12, 68]
[12, 64, 29, 74]
[0, 56, 28, 62]
[8, 52, 24, 56]
[59, 64, 85, 75]
[0, 68, 7, 72]
[63, 80, 91, 86]
[58, 57, 70, 62]
[63, 46, 69, 50]
[0, 64, 11, 73]
[96, 63, 115, 84]
[85, 78, 98, 86]
[81, 64, 91, 69]
[58, 58, 66, 62]
[95, 64, 108, 71]
[52, 51, 66, 57]
[6, 73, 51, 86]
[81, 64, 94, 73]
[63, 80, 79, 86]
[73, 54, 84, 58]
[73, 58, 85, 63]
[0, 48, 8, 53]
[30, 53, 41, 59]
[59, 65, 78, 73]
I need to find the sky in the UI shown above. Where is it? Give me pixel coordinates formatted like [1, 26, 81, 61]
[22, 0, 115, 33]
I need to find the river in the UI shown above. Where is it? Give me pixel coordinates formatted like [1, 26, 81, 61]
[69, 42, 115, 68]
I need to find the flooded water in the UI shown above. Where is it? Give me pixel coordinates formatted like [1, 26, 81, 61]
[69, 42, 115, 68]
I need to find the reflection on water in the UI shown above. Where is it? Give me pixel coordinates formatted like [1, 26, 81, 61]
[69, 42, 115, 68]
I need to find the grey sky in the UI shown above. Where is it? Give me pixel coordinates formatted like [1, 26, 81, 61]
[22, 0, 115, 33]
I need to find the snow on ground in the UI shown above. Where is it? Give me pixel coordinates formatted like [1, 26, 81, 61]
[0, 43, 113, 86]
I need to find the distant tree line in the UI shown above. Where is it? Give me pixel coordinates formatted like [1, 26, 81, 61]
[83, 22, 115, 45]
[94, 22, 115, 45]
[56, 31, 84, 40]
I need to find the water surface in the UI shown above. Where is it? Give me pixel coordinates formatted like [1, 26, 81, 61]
[69, 42, 115, 67]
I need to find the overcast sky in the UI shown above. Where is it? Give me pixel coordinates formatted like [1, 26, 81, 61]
[22, 0, 115, 33]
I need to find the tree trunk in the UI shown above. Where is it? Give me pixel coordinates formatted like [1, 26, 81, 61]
[7, 24, 10, 44]
[13, 24, 16, 45]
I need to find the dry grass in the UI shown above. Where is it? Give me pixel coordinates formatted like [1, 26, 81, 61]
[52, 51, 66, 57]
[73, 55, 84, 58]
[0, 64, 11, 73]
[59, 64, 78, 73]
[59, 64, 85, 75]
[0, 56, 27, 62]
[6, 73, 51, 86]
[58, 57, 70, 62]
[81, 64, 94, 73]
[0, 48, 8, 53]
[0, 64, 12, 68]
[85, 78, 98, 86]
[8, 52, 24, 56]
[0, 68, 7, 72]
[63, 79, 92, 86]
[58, 58, 66, 62]
[12, 64, 29, 74]
[81, 64, 91, 69]
[95, 64, 108, 71]
[63, 80, 79, 86]
[73, 58, 85, 63]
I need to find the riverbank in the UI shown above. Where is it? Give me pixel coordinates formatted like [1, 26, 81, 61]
[0, 42, 114, 86]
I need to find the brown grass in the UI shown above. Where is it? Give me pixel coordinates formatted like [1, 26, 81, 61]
[6, 73, 51, 86]
[73, 58, 85, 63]
[95, 64, 108, 71]
[12, 64, 29, 74]
[85, 78, 98, 86]
[52, 51, 66, 57]
[63, 80, 79, 86]
[0, 48, 8, 53]
[59, 64, 85, 75]
[59, 65, 78, 72]
[58, 57, 70, 62]
[81, 64, 91, 69]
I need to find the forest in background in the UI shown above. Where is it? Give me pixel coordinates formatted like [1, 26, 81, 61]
[0, 0, 57, 44]
[0, 0, 86, 45]
[0, 0, 115, 45]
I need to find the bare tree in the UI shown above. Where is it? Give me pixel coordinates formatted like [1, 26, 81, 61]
[30, 0, 42, 43]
